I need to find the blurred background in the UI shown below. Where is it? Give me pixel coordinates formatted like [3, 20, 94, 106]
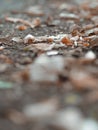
[0, 0, 85, 14]
[0, 0, 26, 13]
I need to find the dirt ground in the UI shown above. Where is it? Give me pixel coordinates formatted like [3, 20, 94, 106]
[0, 0, 98, 130]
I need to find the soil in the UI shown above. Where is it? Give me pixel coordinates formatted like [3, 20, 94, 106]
[0, 0, 98, 130]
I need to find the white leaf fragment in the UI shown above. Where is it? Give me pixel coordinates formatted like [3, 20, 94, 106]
[24, 34, 35, 44]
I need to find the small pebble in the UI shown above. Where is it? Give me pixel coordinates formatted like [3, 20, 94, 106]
[24, 34, 35, 44]
[85, 51, 96, 60]
[46, 51, 59, 56]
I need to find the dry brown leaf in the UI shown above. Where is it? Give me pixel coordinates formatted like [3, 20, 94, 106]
[16, 25, 28, 31]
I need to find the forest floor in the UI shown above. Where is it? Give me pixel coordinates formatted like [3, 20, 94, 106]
[0, 0, 98, 130]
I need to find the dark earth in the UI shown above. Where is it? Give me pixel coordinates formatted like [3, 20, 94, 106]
[0, 0, 98, 130]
